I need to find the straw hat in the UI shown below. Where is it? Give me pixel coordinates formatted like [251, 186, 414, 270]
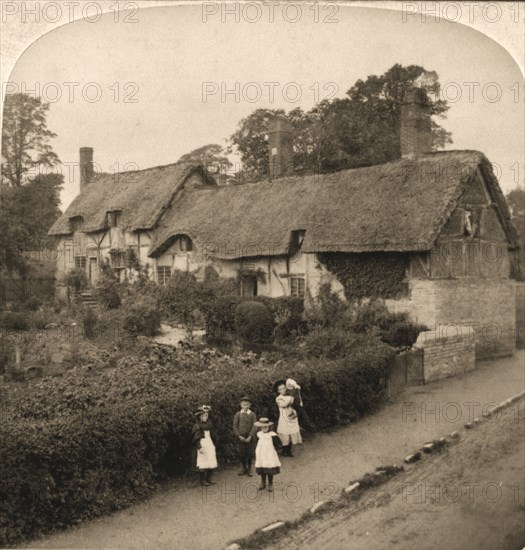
[254, 417, 274, 427]
[194, 405, 212, 417]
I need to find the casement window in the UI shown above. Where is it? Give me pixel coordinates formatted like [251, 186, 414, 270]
[107, 210, 122, 228]
[289, 277, 305, 297]
[177, 235, 193, 252]
[74, 256, 87, 269]
[109, 249, 126, 269]
[157, 266, 172, 286]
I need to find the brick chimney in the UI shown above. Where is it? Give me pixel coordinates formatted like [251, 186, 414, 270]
[79, 147, 94, 193]
[400, 87, 432, 158]
[268, 117, 294, 180]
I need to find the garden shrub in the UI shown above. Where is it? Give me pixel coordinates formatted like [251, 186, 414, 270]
[83, 308, 98, 339]
[95, 270, 122, 309]
[65, 268, 88, 293]
[122, 297, 161, 337]
[161, 270, 202, 331]
[0, 335, 14, 374]
[31, 311, 48, 330]
[22, 296, 42, 311]
[305, 283, 350, 328]
[235, 301, 273, 344]
[204, 295, 305, 345]
[203, 295, 241, 345]
[352, 300, 426, 349]
[0, 311, 31, 331]
[0, 338, 393, 546]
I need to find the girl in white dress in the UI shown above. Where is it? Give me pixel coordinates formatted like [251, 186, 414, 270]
[192, 405, 218, 486]
[275, 380, 302, 456]
[254, 418, 281, 492]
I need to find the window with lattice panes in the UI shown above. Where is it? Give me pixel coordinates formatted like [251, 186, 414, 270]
[109, 249, 126, 269]
[289, 277, 305, 297]
[157, 266, 172, 286]
[74, 256, 87, 269]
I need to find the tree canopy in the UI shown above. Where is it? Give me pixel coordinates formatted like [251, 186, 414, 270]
[177, 143, 232, 185]
[1, 93, 62, 274]
[229, 64, 452, 180]
[1, 93, 60, 187]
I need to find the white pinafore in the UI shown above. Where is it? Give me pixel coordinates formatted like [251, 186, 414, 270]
[196, 430, 218, 470]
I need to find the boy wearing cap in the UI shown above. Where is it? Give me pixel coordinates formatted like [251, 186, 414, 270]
[233, 396, 257, 476]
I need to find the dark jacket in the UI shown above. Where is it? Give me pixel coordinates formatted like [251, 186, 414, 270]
[233, 410, 257, 439]
[191, 420, 217, 470]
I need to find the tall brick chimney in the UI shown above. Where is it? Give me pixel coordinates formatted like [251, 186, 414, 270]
[79, 147, 94, 193]
[400, 87, 432, 158]
[268, 117, 294, 180]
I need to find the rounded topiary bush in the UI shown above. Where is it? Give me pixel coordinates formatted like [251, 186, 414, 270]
[234, 300, 273, 344]
[123, 298, 161, 337]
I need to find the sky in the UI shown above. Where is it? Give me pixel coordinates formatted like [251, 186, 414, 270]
[7, 3, 525, 209]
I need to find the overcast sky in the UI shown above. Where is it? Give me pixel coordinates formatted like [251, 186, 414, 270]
[7, 3, 524, 209]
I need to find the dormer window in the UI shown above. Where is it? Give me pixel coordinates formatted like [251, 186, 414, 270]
[69, 216, 84, 232]
[289, 230, 306, 255]
[107, 210, 122, 228]
[173, 235, 192, 252]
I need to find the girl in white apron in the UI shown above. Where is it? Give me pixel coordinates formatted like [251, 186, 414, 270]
[191, 405, 218, 486]
[254, 417, 282, 492]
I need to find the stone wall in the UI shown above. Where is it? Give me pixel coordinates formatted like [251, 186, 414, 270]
[387, 278, 516, 360]
[414, 326, 475, 383]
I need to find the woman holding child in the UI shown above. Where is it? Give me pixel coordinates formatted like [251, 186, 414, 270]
[274, 379, 302, 456]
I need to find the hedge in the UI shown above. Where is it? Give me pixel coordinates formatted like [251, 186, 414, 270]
[0, 336, 392, 546]
[204, 295, 304, 344]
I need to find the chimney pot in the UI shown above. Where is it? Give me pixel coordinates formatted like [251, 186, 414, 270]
[79, 147, 94, 193]
[268, 117, 294, 180]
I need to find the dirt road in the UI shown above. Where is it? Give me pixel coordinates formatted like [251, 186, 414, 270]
[23, 351, 524, 550]
[267, 399, 525, 550]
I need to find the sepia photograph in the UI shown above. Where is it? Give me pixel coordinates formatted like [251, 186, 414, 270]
[0, 2, 524, 549]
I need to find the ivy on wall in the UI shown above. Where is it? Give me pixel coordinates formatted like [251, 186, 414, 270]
[317, 252, 408, 301]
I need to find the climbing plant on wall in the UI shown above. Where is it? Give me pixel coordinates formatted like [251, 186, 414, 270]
[317, 252, 408, 301]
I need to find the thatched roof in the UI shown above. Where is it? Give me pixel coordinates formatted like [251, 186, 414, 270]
[149, 150, 518, 259]
[48, 163, 216, 236]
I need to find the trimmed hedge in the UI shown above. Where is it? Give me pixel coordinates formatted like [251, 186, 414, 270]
[0, 336, 392, 546]
[235, 301, 273, 344]
[204, 295, 304, 344]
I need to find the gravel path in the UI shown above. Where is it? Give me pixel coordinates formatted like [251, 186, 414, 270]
[23, 351, 525, 550]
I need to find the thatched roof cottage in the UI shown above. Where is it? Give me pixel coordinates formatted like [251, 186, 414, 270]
[49, 88, 520, 359]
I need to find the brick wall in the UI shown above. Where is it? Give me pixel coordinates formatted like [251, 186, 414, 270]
[387, 278, 516, 360]
[414, 326, 475, 383]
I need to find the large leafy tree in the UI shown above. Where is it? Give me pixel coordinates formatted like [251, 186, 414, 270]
[177, 144, 232, 185]
[229, 64, 452, 180]
[1, 93, 60, 187]
[228, 108, 286, 180]
[1, 93, 62, 273]
[0, 173, 63, 273]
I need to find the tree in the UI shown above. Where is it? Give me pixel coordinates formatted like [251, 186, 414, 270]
[1, 93, 60, 187]
[177, 144, 232, 185]
[0, 94, 62, 273]
[228, 108, 286, 180]
[229, 64, 452, 180]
